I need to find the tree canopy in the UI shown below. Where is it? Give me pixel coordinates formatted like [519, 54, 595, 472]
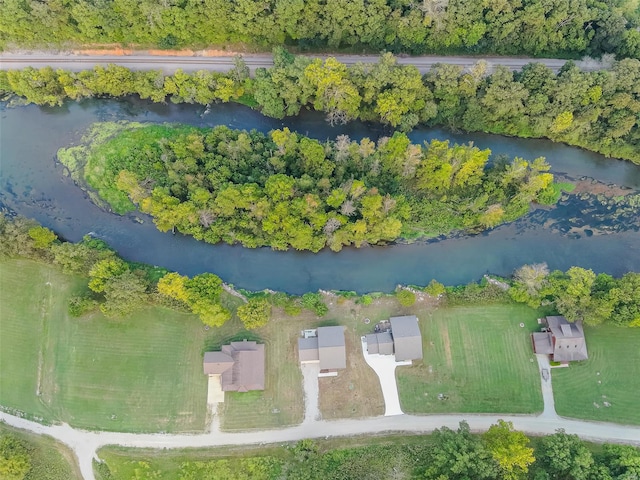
[0, 0, 639, 60]
[66, 122, 559, 251]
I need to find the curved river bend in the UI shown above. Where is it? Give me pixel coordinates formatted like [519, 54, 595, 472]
[1, 99, 639, 294]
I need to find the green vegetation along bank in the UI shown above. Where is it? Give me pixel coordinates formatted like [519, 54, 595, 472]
[60, 121, 560, 252]
[1, 0, 640, 60]
[2, 53, 639, 164]
[2, 214, 639, 433]
[95, 426, 640, 480]
[0, 424, 81, 480]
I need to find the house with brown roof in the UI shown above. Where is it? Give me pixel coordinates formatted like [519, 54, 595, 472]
[203, 340, 265, 394]
[532, 316, 588, 363]
[365, 315, 423, 362]
[298, 326, 346, 376]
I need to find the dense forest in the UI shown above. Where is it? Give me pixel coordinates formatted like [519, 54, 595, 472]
[1, 52, 639, 163]
[1, 0, 639, 60]
[59, 122, 560, 252]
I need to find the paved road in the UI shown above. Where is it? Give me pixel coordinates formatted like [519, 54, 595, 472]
[0, 52, 605, 74]
[3, 409, 640, 480]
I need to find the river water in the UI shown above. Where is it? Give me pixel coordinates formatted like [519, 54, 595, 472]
[1, 98, 639, 293]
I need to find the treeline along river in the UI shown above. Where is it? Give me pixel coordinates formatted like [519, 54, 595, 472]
[1, 98, 639, 294]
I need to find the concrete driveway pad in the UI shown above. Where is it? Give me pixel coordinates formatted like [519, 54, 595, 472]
[361, 337, 410, 416]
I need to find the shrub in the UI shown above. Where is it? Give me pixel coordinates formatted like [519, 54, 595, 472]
[396, 289, 416, 307]
[358, 295, 373, 306]
[68, 294, 98, 317]
[237, 298, 272, 329]
[424, 280, 446, 297]
[301, 292, 329, 316]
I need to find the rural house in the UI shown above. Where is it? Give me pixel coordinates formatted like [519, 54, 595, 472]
[203, 340, 265, 394]
[532, 316, 589, 363]
[365, 315, 423, 362]
[298, 326, 346, 376]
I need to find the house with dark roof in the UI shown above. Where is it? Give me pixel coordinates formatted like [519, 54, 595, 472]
[365, 331, 394, 355]
[203, 340, 265, 393]
[532, 316, 588, 363]
[298, 326, 346, 376]
[365, 315, 423, 362]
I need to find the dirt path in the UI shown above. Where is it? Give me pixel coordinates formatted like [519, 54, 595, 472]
[3, 405, 640, 480]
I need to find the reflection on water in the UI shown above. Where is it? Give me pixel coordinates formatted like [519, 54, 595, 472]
[1, 99, 639, 293]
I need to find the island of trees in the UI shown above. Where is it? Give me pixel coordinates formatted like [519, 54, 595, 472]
[59, 122, 561, 252]
[2, 52, 639, 164]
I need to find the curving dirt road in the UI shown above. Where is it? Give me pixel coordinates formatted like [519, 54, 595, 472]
[0, 52, 608, 74]
[2, 409, 640, 480]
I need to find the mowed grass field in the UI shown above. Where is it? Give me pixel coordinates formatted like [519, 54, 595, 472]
[218, 313, 305, 431]
[0, 423, 82, 480]
[552, 325, 640, 425]
[0, 259, 225, 432]
[397, 304, 543, 414]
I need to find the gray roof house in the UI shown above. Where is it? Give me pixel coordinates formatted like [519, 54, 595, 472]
[203, 340, 265, 392]
[532, 316, 588, 363]
[298, 326, 346, 373]
[365, 331, 394, 355]
[390, 315, 423, 361]
[365, 315, 423, 361]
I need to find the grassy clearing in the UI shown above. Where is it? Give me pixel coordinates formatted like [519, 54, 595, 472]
[0, 423, 82, 480]
[318, 322, 384, 419]
[0, 258, 230, 433]
[397, 304, 543, 414]
[219, 309, 305, 430]
[552, 325, 640, 425]
[0, 259, 85, 422]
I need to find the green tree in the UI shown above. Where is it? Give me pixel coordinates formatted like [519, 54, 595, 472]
[424, 421, 499, 480]
[237, 298, 272, 329]
[0, 435, 31, 480]
[424, 280, 446, 297]
[482, 420, 535, 480]
[88, 258, 129, 293]
[100, 270, 149, 317]
[534, 430, 595, 480]
[27, 226, 57, 249]
[396, 289, 416, 307]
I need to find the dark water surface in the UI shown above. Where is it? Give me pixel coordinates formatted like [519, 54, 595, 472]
[1, 99, 639, 293]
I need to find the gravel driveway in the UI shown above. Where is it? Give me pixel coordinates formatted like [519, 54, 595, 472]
[300, 362, 321, 423]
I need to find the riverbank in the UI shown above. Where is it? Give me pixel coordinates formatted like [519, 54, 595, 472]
[2, 53, 638, 164]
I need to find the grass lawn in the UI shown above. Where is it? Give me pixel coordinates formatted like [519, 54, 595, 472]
[0, 258, 232, 433]
[397, 304, 544, 414]
[0, 423, 82, 480]
[552, 325, 640, 425]
[217, 314, 304, 430]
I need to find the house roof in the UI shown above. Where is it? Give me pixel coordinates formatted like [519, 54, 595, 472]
[203, 352, 235, 375]
[544, 316, 589, 362]
[532, 332, 554, 355]
[204, 340, 265, 392]
[365, 334, 379, 354]
[317, 326, 346, 370]
[298, 337, 319, 362]
[366, 332, 394, 355]
[390, 315, 423, 361]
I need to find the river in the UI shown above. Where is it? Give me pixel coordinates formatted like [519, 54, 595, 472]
[1, 98, 639, 293]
